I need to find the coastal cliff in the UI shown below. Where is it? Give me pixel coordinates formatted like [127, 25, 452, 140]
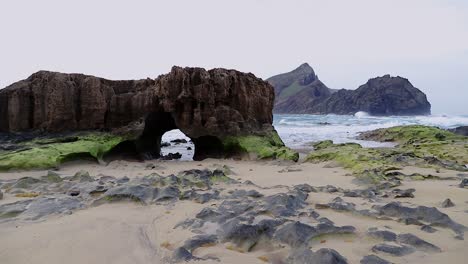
[269, 63, 431, 115]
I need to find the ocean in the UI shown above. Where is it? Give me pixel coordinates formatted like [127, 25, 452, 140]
[161, 112, 468, 160]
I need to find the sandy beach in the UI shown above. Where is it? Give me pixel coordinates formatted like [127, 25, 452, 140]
[1, 159, 467, 264]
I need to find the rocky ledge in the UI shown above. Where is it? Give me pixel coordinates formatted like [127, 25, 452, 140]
[0, 67, 298, 170]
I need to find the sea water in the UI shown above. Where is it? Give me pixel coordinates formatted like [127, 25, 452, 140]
[161, 113, 468, 160]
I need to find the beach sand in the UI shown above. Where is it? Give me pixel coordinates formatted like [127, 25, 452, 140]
[0, 159, 467, 264]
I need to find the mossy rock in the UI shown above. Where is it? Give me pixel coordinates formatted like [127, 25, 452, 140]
[41, 171, 63, 183]
[70, 170, 94, 182]
[307, 126, 468, 183]
[222, 131, 299, 162]
[0, 133, 125, 171]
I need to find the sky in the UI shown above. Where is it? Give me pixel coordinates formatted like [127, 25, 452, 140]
[1, 0, 467, 114]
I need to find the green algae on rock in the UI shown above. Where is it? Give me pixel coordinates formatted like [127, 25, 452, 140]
[222, 131, 299, 162]
[307, 125, 468, 183]
[0, 133, 125, 171]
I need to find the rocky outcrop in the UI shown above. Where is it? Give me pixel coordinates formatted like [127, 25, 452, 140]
[0, 67, 298, 166]
[268, 63, 431, 116]
[449, 126, 468, 136]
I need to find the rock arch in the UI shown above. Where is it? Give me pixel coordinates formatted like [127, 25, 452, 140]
[0, 66, 298, 167]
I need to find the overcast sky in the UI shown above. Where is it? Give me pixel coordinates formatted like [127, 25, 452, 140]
[1, 0, 467, 114]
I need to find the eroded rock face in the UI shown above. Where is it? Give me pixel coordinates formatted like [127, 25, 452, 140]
[0, 67, 288, 161]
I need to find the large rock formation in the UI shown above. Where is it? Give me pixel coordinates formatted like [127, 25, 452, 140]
[268, 63, 431, 116]
[0, 67, 297, 166]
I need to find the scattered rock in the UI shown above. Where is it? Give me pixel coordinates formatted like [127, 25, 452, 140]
[286, 247, 348, 264]
[441, 198, 455, 208]
[459, 179, 468, 188]
[70, 170, 94, 182]
[183, 235, 217, 252]
[172, 247, 197, 262]
[420, 225, 437, 233]
[367, 229, 397, 241]
[372, 243, 414, 256]
[376, 202, 466, 237]
[360, 255, 392, 264]
[161, 142, 171, 147]
[171, 139, 188, 144]
[396, 233, 441, 252]
[393, 188, 415, 198]
[161, 152, 182, 160]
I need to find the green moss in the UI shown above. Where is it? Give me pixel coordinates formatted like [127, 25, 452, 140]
[222, 131, 299, 161]
[0, 133, 125, 171]
[307, 125, 468, 182]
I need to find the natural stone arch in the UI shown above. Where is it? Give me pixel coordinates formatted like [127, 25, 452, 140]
[0, 66, 299, 170]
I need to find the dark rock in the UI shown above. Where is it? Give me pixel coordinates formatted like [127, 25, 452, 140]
[396, 233, 441, 252]
[172, 247, 197, 262]
[160, 142, 171, 147]
[269, 64, 431, 116]
[171, 139, 188, 144]
[459, 178, 468, 188]
[160, 152, 182, 160]
[441, 198, 455, 208]
[287, 247, 348, 264]
[449, 126, 468, 136]
[195, 208, 221, 220]
[11, 177, 43, 189]
[274, 221, 316, 247]
[371, 243, 414, 256]
[0, 190, 3, 200]
[376, 202, 466, 236]
[0, 196, 84, 221]
[221, 218, 279, 251]
[420, 225, 437, 233]
[294, 184, 317, 193]
[327, 197, 356, 211]
[367, 229, 397, 241]
[262, 191, 308, 217]
[360, 255, 392, 264]
[393, 188, 415, 198]
[70, 170, 94, 182]
[102, 185, 158, 204]
[183, 235, 217, 252]
[274, 221, 355, 248]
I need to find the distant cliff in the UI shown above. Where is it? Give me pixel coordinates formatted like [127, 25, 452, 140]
[268, 63, 431, 116]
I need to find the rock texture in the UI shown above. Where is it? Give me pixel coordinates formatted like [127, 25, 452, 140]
[268, 63, 431, 116]
[0, 67, 294, 162]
